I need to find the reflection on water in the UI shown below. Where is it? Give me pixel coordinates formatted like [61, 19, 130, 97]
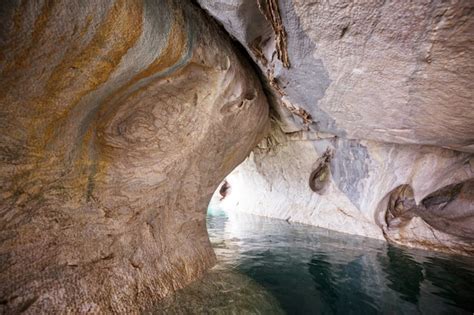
[423, 256, 474, 312]
[378, 245, 424, 305]
[308, 254, 379, 314]
[153, 209, 474, 314]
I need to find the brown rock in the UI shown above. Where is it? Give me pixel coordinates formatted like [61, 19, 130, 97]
[0, 0, 268, 313]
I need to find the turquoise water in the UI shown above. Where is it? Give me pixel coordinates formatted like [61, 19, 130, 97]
[206, 209, 474, 315]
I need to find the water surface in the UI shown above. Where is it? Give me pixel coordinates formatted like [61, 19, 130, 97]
[153, 209, 474, 314]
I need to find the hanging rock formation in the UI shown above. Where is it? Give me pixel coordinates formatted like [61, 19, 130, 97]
[0, 0, 268, 313]
[199, 0, 474, 255]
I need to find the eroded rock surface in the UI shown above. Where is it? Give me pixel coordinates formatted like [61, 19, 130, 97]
[218, 126, 473, 255]
[0, 0, 473, 311]
[199, 0, 474, 151]
[200, 0, 474, 255]
[0, 0, 268, 313]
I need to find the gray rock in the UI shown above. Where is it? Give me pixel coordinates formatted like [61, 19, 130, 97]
[200, 0, 474, 255]
[198, 0, 474, 151]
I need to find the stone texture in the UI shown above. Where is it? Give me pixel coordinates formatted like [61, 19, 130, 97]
[217, 129, 473, 255]
[1, 0, 473, 311]
[0, 0, 268, 313]
[198, 0, 474, 152]
[199, 0, 474, 255]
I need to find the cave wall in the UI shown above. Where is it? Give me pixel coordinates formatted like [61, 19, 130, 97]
[219, 130, 473, 255]
[0, 0, 268, 312]
[0, 0, 473, 311]
[200, 0, 474, 255]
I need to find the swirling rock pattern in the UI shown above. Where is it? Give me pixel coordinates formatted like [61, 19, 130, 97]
[0, 0, 268, 313]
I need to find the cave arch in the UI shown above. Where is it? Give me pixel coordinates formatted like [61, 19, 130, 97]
[0, 1, 269, 313]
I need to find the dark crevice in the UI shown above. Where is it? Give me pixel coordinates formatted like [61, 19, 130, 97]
[340, 25, 349, 38]
[219, 180, 230, 200]
[309, 148, 333, 194]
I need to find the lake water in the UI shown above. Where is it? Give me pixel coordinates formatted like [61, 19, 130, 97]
[152, 209, 474, 314]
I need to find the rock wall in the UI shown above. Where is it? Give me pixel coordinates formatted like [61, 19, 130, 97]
[200, 0, 474, 255]
[0, 0, 473, 311]
[0, 0, 268, 313]
[198, 0, 474, 150]
[219, 127, 473, 255]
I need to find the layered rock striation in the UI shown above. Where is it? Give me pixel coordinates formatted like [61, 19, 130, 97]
[0, 0, 268, 312]
[0, 0, 473, 312]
